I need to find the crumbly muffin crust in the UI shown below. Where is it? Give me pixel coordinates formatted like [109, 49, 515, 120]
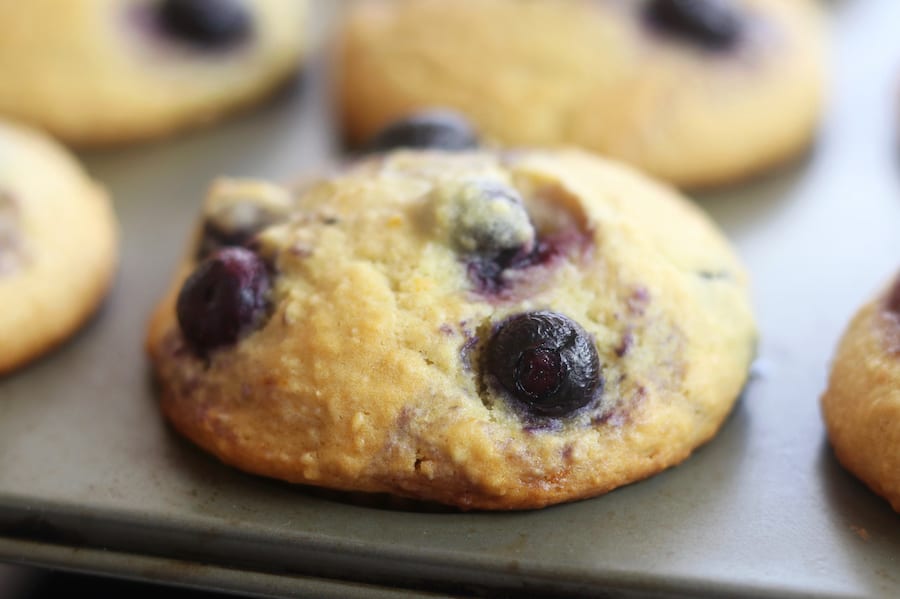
[148, 149, 756, 509]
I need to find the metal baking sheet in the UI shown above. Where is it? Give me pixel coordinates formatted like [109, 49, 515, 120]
[1, 1, 899, 597]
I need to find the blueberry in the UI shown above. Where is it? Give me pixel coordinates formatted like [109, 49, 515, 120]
[448, 181, 535, 256]
[644, 0, 743, 50]
[484, 311, 601, 417]
[159, 0, 251, 48]
[367, 110, 479, 153]
[431, 179, 537, 294]
[176, 247, 271, 354]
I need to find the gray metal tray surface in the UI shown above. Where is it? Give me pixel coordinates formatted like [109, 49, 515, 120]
[1, 1, 899, 597]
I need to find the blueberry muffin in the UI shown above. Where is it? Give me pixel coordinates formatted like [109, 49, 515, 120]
[338, 0, 825, 188]
[0, 0, 308, 146]
[821, 275, 900, 512]
[147, 139, 756, 509]
[0, 120, 117, 374]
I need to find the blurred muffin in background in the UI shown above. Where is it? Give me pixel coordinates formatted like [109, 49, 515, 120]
[0, 0, 309, 146]
[0, 118, 117, 374]
[821, 273, 900, 513]
[337, 0, 826, 189]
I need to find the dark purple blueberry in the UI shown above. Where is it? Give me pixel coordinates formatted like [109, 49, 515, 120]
[644, 0, 743, 50]
[159, 0, 251, 48]
[176, 247, 271, 354]
[484, 311, 601, 417]
[517, 348, 565, 399]
[367, 110, 479, 153]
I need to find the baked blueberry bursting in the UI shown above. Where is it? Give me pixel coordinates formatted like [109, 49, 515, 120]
[467, 248, 529, 295]
[441, 180, 541, 294]
[159, 0, 251, 48]
[368, 110, 479, 152]
[450, 182, 533, 254]
[644, 0, 743, 50]
[467, 233, 575, 297]
[176, 247, 271, 354]
[484, 311, 601, 417]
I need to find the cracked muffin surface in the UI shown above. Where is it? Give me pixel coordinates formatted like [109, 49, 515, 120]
[148, 149, 756, 509]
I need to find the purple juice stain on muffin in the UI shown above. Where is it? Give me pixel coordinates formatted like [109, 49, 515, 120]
[367, 110, 480, 153]
[467, 228, 590, 299]
[176, 247, 272, 354]
[615, 328, 634, 358]
[466, 248, 525, 295]
[482, 311, 602, 418]
[644, 0, 744, 51]
[627, 287, 650, 317]
[435, 178, 594, 298]
[458, 324, 480, 372]
[158, 0, 252, 48]
[593, 385, 647, 428]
